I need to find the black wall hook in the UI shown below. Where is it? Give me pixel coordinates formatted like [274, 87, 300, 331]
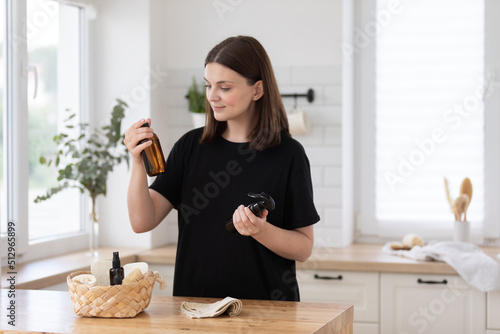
[280, 88, 315, 103]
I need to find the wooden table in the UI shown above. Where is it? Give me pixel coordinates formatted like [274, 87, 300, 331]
[0, 290, 353, 333]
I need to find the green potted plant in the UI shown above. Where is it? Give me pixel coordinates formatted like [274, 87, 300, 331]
[34, 99, 130, 256]
[187, 76, 206, 128]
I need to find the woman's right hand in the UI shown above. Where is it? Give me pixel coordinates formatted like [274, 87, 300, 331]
[123, 118, 154, 163]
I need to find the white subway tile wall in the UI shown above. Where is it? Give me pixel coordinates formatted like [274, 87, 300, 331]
[163, 65, 343, 247]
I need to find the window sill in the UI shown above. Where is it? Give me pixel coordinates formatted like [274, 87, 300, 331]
[1, 247, 145, 289]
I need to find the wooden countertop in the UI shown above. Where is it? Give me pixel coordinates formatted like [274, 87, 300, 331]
[137, 243, 500, 275]
[0, 289, 353, 334]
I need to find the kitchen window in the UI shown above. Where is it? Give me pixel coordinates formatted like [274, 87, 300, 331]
[0, 0, 89, 263]
[354, 0, 500, 241]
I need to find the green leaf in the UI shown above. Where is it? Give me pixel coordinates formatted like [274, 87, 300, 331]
[64, 113, 76, 122]
[35, 98, 132, 207]
[116, 98, 128, 108]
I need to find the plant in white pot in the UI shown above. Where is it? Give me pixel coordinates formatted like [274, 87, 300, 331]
[187, 76, 206, 128]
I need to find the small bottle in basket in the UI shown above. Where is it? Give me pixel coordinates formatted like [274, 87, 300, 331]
[110, 251, 124, 285]
[138, 122, 166, 176]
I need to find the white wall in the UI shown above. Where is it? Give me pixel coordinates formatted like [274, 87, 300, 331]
[162, 0, 342, 67]
[90, 0, 349, 248]
[89, 0, 162, 249]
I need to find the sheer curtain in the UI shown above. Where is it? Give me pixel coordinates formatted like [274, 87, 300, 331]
[357, 0, 489, 239]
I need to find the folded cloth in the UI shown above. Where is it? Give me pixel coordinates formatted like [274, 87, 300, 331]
[382, 241, 500, 292]
[180, 297, 243, 319]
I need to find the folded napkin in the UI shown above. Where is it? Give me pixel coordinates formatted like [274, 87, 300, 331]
[383, 241, 500, 292]
[180, 297, 243, 319]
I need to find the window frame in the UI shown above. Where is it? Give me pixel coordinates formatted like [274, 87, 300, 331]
[483, 0, 500, 242]
[354, 0, 500, 243]
[1, 0, 90, 264]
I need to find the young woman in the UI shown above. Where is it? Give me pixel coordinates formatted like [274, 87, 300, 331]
[124, 36, 319, 301]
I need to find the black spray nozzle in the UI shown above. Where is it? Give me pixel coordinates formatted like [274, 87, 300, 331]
[246, 192, 275, 216]
[225, 192, 275, 233]
[112, 251, 121, 268]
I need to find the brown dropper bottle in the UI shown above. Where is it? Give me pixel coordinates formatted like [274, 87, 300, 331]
[109, 251, 124, 285]
[138, 122, 166, 176]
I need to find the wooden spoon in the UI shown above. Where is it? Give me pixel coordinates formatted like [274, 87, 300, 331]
[460, 178, 473, 221]
[453, 194, 469, 222]
[444, 178, 455, 215]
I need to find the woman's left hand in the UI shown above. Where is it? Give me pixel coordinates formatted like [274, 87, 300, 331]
[232, 205, 269, 236]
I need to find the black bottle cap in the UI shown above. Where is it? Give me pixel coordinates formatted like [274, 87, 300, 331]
[140, 122, 149, 128]
[112, 251, 121, 268]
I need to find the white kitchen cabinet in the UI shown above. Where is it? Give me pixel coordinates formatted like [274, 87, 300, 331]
[297, 270, 379, 333]
[352, 323, 379, 334]
[381, 273, 485, 334]
[488, 290, 500, 330]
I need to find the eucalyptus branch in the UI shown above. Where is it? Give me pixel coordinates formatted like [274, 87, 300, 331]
[34, 99, 130, 212]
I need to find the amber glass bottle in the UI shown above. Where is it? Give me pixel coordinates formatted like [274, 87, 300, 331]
[109, 251, 124, 285]
[138, 123, 166, 176]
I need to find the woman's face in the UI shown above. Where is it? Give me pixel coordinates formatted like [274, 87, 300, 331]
[204, 62, 262, 124]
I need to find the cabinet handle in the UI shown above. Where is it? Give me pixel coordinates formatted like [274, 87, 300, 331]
[314, 274, 343, 280]
[417, 278, 448, 285]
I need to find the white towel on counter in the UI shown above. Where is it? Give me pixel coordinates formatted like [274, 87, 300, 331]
[382, 241, 500, 292]
[180, 297, 243, 319]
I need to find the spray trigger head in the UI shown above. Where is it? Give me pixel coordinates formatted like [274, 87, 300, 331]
[247, 192, 275, 211]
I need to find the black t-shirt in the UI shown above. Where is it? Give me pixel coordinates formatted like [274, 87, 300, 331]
[150, 128, 320, 301]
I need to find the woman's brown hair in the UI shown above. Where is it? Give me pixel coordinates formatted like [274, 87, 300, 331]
[200, 36, 290, 150]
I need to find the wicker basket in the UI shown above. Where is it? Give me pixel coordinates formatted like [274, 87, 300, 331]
[67, 270, 158, 318]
